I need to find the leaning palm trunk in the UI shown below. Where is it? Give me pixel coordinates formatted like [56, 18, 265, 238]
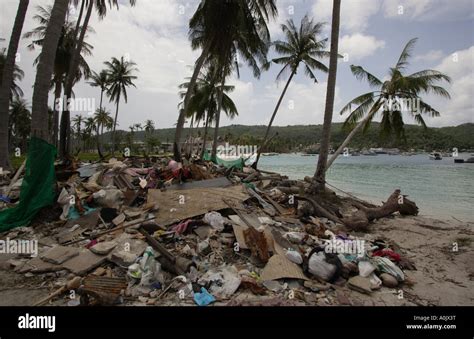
[52, 79, 62, 147]
[31, 0, 69, 142]
[313, 0, 341, 191]
[59, 0, 93, 158]
[200, 112, 210, 159]
[253, 70, 295, 169]
[326, 110, 375, 170]
[96, 89, 105, 157]
[0, 0, 29, 169]
[174, 42, 211, 161]
[211, 78, 225, 161]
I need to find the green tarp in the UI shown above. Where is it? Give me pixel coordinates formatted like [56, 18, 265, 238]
[202, 150, 245, 170]
[0, 137, 57, 232]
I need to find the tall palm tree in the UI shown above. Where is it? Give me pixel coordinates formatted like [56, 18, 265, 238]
[104, 56, 138, 154]
[0, 0, 29, 169]
[326, 38, 451, 169]
[24, 5, 93, 147]
[253, 15, 330, 168]
[179, 65, 238, 158]
[174, 0, 277, 160]
[71, 114, 83, 150]
[9, 97, 31, 153]
[84, 116, 96, 151]
[313, 0, 341, 192]
[143, 119, 155, 153]
[60, 0, 136, 158]
[88, 69, 109, 111]
[144, 119, 154, 135]
[94, 107, 113, 156]
[31, 0, 70, 142]
[0, 49, 25, 99]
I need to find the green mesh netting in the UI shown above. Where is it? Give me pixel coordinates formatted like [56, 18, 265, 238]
[202, 149, 245, 170]
[0, 137, 57, 232]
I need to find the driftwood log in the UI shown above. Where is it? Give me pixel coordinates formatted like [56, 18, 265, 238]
[296, 189, 418, 231]
[342, 189, 418, 231]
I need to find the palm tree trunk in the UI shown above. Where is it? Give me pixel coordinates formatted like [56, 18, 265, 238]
[31, 0, 69, 143]
[313, 0, 341, 192]
[200, 112, 210, 159]
[174, 41, 211, 161]
[253, 69, 295, 169]
[326, 111, 374, 169]
[59, 0, 93, 158]
[0, 0, 29, 170]
[112, 94, 121, 155]
[52, 79, 62, 147]
[211, 77, 225, 161]
[96, 89, 104, 157]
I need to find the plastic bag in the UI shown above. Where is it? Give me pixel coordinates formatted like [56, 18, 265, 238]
[358, 260, 376, 277]
[285, 249, 303, 264]
[373, 256, 405, 282]
[308, 252, 337, 281]
[203, 211, 225, 231]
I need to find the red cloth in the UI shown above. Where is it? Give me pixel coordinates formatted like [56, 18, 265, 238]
[372, 249, 401, 262]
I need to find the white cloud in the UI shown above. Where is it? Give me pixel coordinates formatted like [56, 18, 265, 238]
[312, 0, 380, 32]
[383, 0, 474, 21]
[339, 33, 386, 61]
[414, 49, 444, 62]
[426, 46, 474, 126]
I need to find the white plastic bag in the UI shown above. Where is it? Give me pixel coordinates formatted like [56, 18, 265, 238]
[358, 260, 376, 277]
[285, 249, 303, 264]
[308, 252, 337, 281]
[203, 212, 225, 231]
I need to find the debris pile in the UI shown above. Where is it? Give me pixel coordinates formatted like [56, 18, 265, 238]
[0, 156, 418, 306]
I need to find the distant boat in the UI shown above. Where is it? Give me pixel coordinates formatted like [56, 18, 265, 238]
[370, 148, 387, 154]
[454, 158, 465, 163]
[466, 157, 474, 163]
[301, 153, 317, 156]
[429, 152, 442, 160]
[261, 152, 279, 156]
[361, 150, 377, 156]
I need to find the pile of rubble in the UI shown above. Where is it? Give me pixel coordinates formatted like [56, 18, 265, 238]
[0, 156, 417, 306]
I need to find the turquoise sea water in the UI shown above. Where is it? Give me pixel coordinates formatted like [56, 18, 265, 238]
[259, 153, 474, 222]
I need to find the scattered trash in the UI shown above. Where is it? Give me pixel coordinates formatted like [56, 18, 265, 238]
[0, 155, 419, 306]
[193, 287, 215, 306]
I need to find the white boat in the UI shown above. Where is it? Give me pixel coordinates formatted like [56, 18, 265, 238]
[429, 152, 442, 160]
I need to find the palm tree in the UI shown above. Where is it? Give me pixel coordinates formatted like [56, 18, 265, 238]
[0, 0, 29, 169]
[104, 56, 138, 154]
[326, 38, 451, 169]
[94, 107, 113, 156]
[144, 119, 154, 135]
[143, 119, 155, 153]
[84, 116, 96, 151]
[24, 5, 93, 147]
[179, 65, 238, 158]
[173, 0, 277, 160]
[31, 0, 70, 142]
[9, 97, 31, 153]
[0, 49, 25, 99]
[61, 0, 136, 158]
[313, 0, 341, 192]
[71, 114, 83, 151]
[253, 15, 330, 169]
[88, 69, 109, 111]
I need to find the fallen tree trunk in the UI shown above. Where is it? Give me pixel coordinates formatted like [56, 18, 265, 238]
[342, 189, 418, 231]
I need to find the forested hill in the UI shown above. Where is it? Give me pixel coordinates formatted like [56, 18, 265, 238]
[128, 122, 474, 152]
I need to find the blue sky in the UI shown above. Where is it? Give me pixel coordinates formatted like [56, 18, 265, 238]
[1, 0, 473, 130]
